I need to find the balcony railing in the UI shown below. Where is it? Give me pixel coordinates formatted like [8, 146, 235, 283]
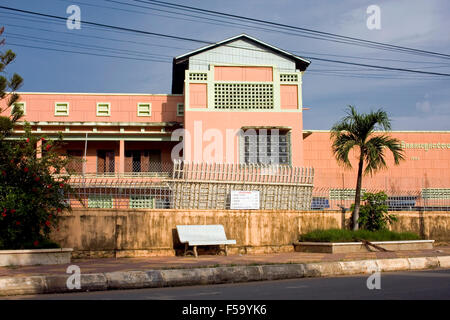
[63, 161, 174, 178]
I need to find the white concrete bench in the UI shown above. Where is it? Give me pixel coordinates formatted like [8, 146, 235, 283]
[176, 225, 236, 258]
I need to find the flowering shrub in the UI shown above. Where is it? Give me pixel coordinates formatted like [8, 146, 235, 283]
[0, 30, 75, 249]
[352, 191, 397, 231]
[0, 127, 72, 249]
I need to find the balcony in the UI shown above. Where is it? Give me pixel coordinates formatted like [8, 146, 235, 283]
[64, 160, 174, 180]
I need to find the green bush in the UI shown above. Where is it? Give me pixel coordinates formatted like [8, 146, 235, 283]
[299, 228, 420, 242]
[351, 191, 397, 231]
[0, 126, 73, 250]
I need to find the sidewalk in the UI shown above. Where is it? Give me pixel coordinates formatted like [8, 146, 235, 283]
[1, 246, 449, 278]
[1, 246, 449, 297]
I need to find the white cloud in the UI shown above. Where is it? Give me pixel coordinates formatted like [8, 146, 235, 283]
[392, 114, 450, 130]
[415, 100, 431, 113]
[333, 0, 450, 49]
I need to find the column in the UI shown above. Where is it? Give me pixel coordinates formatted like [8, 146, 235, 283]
[119, 139, 125, 175]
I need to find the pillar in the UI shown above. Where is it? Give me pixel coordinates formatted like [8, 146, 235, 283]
[119, 139, 125, 174]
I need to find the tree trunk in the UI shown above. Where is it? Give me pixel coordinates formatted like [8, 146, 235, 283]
[353, 151, 365, 230]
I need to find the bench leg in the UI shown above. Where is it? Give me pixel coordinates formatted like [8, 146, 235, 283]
[224, 245, 228, 256]
[184, 243, 188, 256]
[193, 246, 198, 258]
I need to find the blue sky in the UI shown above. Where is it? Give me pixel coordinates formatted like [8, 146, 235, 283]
[1, 0, 449, 130]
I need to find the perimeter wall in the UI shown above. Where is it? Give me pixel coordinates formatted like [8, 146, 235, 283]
[50, 209, 450, 258]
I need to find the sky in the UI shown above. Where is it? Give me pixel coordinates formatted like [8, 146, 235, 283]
[1, 0, 449, 130]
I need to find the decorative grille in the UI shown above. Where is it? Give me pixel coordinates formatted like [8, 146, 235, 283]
[129, 196, 155, 209]
[280, 74, 298, 82]
[329, 188, 366, 200]
[189, 72, 207, 81]
[88, 195, 113, 208]
[214, 83, 274, 109]
[422, 188, 450, 199]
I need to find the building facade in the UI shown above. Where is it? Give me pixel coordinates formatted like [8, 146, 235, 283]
[1, 34, 449, 209]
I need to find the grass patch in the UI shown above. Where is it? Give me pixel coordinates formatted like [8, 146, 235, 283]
[299, 229, 420, 243]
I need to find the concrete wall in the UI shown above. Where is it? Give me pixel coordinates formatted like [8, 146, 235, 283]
[50, 209, 450, 258]
[1, 93, 184, 123]
[303, 131, 450, 190]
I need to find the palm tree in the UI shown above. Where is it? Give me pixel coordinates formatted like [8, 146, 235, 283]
[330, 105, 405, 230]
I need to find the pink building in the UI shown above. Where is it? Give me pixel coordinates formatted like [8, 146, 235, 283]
[2, 34, 449, 209]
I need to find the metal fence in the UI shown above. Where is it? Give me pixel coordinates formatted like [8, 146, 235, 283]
[170, 160, 314, 210]
[68, 178, 173, 209]
[311, 188, 450, 211]
[65, 161, 450, 211]
[67, 161, 315, 210]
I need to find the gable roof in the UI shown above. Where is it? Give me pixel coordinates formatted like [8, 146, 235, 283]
[174, 34, 311, 69]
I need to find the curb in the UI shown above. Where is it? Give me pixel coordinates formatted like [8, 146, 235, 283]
[1, 255, 449, 296]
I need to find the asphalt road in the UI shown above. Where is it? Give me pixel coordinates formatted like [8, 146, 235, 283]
[4, 269, 450, 300]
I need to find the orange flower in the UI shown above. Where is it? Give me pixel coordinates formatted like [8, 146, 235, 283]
[15, 221, 20, 226]
[45, 220, 51, 227]
[24, 167, 29, 173]
[33, 240, 39, 247]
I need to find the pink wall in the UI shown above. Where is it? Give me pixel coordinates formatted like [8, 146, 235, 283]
[0, 93, 184, 123]
[280, 85, 298, 110]
[183, 110, 303, 166]
[214, 66, 273, 82]
[303, 131, 450, 190]
[189, 84, 208, 108]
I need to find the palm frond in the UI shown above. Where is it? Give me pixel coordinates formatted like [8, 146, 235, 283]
[363, 135, 405, 175]
[331, 132, 357, 168]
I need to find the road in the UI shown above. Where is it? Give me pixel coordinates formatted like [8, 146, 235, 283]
[4, 269, 450, 300]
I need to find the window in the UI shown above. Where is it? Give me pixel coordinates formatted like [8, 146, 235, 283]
[387, 196, 417, 210]
[137, 103, 151, 117]
[130, 196, 155, 209]
[280, 74, 298, 82]
[66, 150, 83, 174]
[97, 150, 115, 174]
[12, 102, 26, 115]
[214, 83, 274, 109]
[189, 72, 207, 81]
[311, 197, 330, 210]
[241, 129, 290, 165]
[422, 188, 450, 199]
[177, 103, 184, 116]
[55, 102, 69, 116]
[96, 102, 110, 116]
[88, 195, 113, 208]
[125, 150, 161, 173]
[329, 189, 366, 200]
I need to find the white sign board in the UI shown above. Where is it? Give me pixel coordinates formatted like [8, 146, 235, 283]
[230, 190, 260, 210]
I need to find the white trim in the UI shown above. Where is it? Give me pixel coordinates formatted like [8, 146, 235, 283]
[96, 102, 111, 117]
[304, 130, 450, 133]
[15, 92, 183, 96]
[16, 121, 180, 127]
[137, 102, 152, 117]
[54, 102, 69, 116]
[177, 103, 184, 116]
